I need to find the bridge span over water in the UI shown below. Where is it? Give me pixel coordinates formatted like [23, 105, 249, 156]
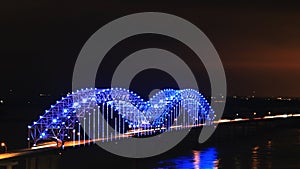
[0, 87, 299, 169]
[27, 88, 215, 147]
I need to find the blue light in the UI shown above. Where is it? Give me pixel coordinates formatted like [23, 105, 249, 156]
[27, 125, 31, 129]
[41, 132, 45, 137]
[73, 102, 79, 107]
[156, 148, 218, 169]
[29, 87, 215, 144]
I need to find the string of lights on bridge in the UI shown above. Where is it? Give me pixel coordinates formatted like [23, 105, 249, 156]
[27, 88, 215, 147]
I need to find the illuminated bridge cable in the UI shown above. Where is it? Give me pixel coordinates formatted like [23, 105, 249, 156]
[27, 88, 214, 147]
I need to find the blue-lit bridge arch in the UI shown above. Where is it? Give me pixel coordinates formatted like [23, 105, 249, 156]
[28, 88, 215, 146]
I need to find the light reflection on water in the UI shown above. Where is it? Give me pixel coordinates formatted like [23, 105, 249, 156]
[152, 128, 299, 169]
[157, 147, 219, 169]
[252, 145, 260, 169]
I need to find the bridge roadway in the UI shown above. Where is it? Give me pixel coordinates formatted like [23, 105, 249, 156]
[0, 113, 299, 164]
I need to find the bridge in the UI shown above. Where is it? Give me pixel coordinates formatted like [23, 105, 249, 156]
[1, 88, 300, 169]
[27, 88, 215, 148]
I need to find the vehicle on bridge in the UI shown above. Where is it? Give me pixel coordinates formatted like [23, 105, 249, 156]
[32, 137, 63, 149]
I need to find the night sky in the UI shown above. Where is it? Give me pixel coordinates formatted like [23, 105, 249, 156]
[1, 1, 300, 98]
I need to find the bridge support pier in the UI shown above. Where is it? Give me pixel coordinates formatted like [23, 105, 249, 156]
[26, 154, 58, 169]
[0, 161, 18, 169]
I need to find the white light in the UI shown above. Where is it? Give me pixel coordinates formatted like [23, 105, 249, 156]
[73, 102, 79, 107]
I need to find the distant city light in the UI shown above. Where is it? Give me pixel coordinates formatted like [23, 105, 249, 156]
[39, 93, 50, 97]
[1, 142, 7, 153]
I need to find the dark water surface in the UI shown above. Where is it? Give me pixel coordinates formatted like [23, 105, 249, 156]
[150, 128, 299, 169]
[0, 116, 299, 169]
[56, 120, 299, 169]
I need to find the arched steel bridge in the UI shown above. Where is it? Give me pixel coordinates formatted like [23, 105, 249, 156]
[28, 88, 215, 147]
